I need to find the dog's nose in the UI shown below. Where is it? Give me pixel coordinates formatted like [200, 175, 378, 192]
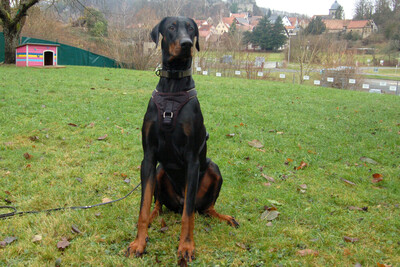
[180, 38, 193, 48]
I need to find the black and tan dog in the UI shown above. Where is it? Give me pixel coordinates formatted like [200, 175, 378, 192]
[126, 16, 238, 263]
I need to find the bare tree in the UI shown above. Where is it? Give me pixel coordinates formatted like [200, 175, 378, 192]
[289, 34, 325, 84]
[0, 0, 41, 63]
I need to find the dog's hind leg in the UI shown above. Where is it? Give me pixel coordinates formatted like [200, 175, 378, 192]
[197, 161, 239, 228]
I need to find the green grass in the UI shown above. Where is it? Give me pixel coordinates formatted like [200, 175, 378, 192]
[1, 65, 399, 266]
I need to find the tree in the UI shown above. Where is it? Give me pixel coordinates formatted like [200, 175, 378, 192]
[304, 16, 326, 35]
[335, 5, 344, 19]
[354, 0, 374, 19]
[271, 16, 287, 50]
[83, 7, 108, 37]
[0, 0, 40, 63]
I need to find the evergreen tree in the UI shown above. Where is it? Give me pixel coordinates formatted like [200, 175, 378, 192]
[304, 16, 326, 35]
[335, 5, 344, 19]
[271, 16, 287, 50]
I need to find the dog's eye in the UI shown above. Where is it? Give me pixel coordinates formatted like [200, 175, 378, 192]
[188, 26, 194, 32]
[168, 26, 175, 31]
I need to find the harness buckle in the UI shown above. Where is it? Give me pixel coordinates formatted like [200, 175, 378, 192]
[163, 112, 173, 119]
[155, 68, 161, 77]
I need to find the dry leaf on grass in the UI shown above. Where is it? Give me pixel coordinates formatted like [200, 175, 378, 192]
[296, 249, 319, 256]
[102, 198, 112, 203]
[372, 173, 383, 183]
[57, 237, 70, 251]
[343, 236, 359, 243]
[23, 153, 32, 160]
[340, 178, 356, 186]
[31, 235, 42, 243]
[97, 134, 108, 140]
[296, 161, 308, 170]
[261, 173, 275, 183]
[248, 139, 264, 149]
[260, 210, 280, 221]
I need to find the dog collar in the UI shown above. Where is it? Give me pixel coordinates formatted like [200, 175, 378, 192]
[156, 68, 192, 79]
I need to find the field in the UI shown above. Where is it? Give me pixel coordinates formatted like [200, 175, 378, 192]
[0, 65, 399, 266]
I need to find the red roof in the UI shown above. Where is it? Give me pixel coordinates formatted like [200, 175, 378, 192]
[348, 20, 369, 29]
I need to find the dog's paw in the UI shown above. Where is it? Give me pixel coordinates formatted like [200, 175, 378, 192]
[125, 239, 147, 258]
[177, 240, 195, 264]
[228, 216, 240, 228]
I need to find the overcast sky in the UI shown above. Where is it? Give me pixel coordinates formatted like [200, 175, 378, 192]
[255, 0, 358, 19]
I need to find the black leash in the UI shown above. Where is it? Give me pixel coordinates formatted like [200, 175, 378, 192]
[0, 182, 141, 219]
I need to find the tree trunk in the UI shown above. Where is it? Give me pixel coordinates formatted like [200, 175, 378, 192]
[3, 25, 21, 64]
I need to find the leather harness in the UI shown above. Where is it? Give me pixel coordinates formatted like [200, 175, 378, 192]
[151, 88, 197, 131]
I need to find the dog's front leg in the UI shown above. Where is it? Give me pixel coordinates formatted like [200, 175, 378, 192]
[178, 156, 199, 262]
[127, 154, 156, 257]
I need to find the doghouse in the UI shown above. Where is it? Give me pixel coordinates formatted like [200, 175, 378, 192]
[16, 43, 59, 67]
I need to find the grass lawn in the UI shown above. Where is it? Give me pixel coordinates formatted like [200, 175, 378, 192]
[0, 65, 399, 266]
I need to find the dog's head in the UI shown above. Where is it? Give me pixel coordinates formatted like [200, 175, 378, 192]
[151, 17, 200, 60]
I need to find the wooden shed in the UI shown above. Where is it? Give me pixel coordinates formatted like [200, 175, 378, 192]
[16, 43, 59, 67]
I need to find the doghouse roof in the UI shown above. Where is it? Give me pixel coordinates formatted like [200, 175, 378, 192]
[17, 43, 60, 48]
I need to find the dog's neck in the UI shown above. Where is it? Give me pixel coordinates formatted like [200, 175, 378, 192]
[156, 56, 195, 93]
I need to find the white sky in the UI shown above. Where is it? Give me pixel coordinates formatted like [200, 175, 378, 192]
[255, 0, 358, 19]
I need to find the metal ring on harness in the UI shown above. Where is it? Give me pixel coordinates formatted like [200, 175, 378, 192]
[163, 112, 173, 118]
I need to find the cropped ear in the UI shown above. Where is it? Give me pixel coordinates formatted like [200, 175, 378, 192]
[190, 18, 200, 51]
[151, 18, 167, 48]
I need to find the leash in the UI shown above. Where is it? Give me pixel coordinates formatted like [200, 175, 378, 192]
[0, 182, 141, 219]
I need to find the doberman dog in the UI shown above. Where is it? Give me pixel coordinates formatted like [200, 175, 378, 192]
[126, 17, 239, 263]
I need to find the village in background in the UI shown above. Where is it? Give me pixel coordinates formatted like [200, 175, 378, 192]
[1, 0, 400, 93]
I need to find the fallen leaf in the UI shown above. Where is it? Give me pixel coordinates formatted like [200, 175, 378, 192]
[124, 178, 130, 184]
[348, 206, 368, 212]
[261, 173, 275, 183]
[276, 131, 284, 135]
[343, 248, 351, 256]
[263, 182, 271, 187]
[97, 134, 108, 140]
[340, 178, 356, 186]
[264, 205, 277, 211]
[343, 236, 359, 243]
[296, 161, 308, 170]
[226, 133, 235, 137]
[377, 263, 392, 267]
[102, 198, 112, 203]
[266, 222, 273, 227]
[235, 242, 248, 250]
[267, 199, 283, 206]
[68, 123, 78, 127]
[4, 237, 17, 244]
[95, 212, 101, 217]
[0, 241, 6, 247]
[57, 237, 70, 250]
[71, 225, 82, 234]
[360, 157, 378, 165]
[55, 258, 62, 267]
[29, 136, 39, 141]
[76, 177, 83, 183]
[260, 210, 280, 221]
[23, 153, 32, 160]
[296, 249, 319, 256]
[372, 173, 383, 183]
[248, 139, 264, 149]
[32, 235, 42, 243]
[297, 184, 308, 193]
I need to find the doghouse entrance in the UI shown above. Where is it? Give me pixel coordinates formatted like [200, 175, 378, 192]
[44, 51, 54, 66]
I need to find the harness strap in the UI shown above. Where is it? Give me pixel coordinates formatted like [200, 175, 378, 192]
[151, 89, 197, 131]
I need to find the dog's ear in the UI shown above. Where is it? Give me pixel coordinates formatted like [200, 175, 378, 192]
[190, 18, 200, 52]
[151, 18, 167, 48]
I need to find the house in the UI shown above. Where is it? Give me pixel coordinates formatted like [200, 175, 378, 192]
[16, 43, 59, 67]
[268, 15, 292, 27]
[323, 19, 378, 38]
[286, 17, 301, 36]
